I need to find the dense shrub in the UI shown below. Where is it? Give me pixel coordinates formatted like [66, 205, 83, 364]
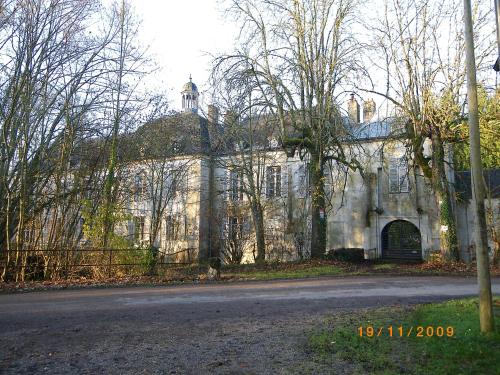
[325, 248, 364, 263]
[24, 255, 45, 280]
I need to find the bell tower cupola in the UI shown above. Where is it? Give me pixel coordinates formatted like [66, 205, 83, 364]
[181, 75, 199, 114]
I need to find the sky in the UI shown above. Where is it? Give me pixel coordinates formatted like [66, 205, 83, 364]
[126, 0, 497, 117]
[130, 0, 239, 111]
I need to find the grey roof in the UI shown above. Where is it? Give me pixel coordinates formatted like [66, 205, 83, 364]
[71, 111, 211, 168]
[130, 111, 210, 157]
[352, 121, 392, 139]
[455, 169, 500, 200]
[343, 117, 399, 140]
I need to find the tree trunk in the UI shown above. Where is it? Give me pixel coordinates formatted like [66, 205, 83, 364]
[251, 201, 266, 262]
[464, 0, 495, 333]
[431, 132, 459, 261]
[310, 154, 327, 258]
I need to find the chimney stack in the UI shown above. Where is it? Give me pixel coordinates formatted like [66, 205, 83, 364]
[224, 110, 238, 127]
[348, 93, 360, 123]
[363, 98, 376, 123]
[208, 104, 219, 126]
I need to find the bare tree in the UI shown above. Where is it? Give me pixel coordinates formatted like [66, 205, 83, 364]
[100, 0, 151, 249]
[464, 0, 494, 332]
[0, 0, 120, 280]
[134, 113, 198, 251]
[0, 0, 163, 281]
[361, 0, 495, 261]
[214, 0, 363, 258]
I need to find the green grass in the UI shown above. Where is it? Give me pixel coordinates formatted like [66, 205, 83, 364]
[231, 264, 344, 281]
[372, 263, 396, 271]
[309, 298, 500, 375]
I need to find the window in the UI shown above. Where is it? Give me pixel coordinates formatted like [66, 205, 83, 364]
[230, 170, 243, 201]
[266, 166, 281, 198]
[134, 173, 147, 202]
[168, 170, 187, 196]
[168, 170, 179, 196]
[165, 215, 180, 241]
[133, 216, 145, 242]
[228, 216, 243, 241]
[297, 163, 310, 198]
[389, 158, 409, 193]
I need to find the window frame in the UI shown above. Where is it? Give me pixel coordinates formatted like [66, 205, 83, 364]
[266, 166, 282, 198]
[388, 157, 409, 194]
[229, 169, 244, 201]
[165, 215, 180, 241]
[134, 173, 147, 202]
[133, 216, 145, 242]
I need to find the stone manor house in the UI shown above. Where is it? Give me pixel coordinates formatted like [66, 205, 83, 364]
[113, 77, 499, 264]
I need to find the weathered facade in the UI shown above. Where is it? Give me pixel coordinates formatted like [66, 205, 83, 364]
[115, 79, 499, 264]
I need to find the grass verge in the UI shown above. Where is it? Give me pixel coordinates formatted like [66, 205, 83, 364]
[230, 264, 345, 281]
[309, 298, 500, 375]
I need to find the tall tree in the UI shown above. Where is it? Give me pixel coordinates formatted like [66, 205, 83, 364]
[0, 0, 117, 280]
[215, 0, 363, 257]
[101, 0, 149, 249]
[208, 73, 286, 262]
[464, 0, 494, 333]
[454, 87, 500, 171]
[362, 0, 495, 261]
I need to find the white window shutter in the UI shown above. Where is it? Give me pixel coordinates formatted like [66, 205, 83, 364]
[225, 168, 231, 201]
[297, 164, 306, 198]
[281, 164, 288, 198]
[399, 158, 409, 192]
[389, 159, 399, 193]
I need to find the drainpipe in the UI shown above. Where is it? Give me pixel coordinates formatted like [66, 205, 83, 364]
[414, 166, 423, 258]
[376, 167, 382, 257]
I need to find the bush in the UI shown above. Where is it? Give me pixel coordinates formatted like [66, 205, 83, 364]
[325, 248, 364, 263]
[144, 246, 159, 275]
[24, 255, 45, 280]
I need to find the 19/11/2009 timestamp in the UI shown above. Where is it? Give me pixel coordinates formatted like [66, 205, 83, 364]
[358, 326, 454, 337]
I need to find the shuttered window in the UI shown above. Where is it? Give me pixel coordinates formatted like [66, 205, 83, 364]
[389, 158, 409, 193]
[297, 163, 310, 198]
[133, 216, 145, 242]
[230, 170, 243, 201]
[165, 215, 180, 241]
[266, 166, 281, 198]
[134, 173, 147, 202]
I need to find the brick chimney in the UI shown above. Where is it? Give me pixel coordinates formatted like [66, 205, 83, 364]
[223, 110, 238, 127]
[207, 105, 220, 149]
[363, 98, 376, 123]
[348, 93, 360, 123]
[208, 104, 219, 126]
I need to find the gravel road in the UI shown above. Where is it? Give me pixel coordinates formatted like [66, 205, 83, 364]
[1, 276, 498, 374]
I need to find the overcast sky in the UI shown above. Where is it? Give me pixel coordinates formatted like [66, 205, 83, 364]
[127, 0, 497, 118]
[130, 0, 238, 111]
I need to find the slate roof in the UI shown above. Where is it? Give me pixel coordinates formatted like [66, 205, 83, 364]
[345, 117, 402, 140]
[71, 111, 211, 168]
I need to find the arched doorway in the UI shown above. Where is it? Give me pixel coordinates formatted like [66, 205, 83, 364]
[381, 220, 422, 261]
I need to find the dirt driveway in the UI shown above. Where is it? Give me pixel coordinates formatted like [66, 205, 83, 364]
[1, 276, 498, 374]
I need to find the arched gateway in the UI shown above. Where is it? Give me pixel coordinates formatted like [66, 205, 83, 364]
[381, 220, 422, 261]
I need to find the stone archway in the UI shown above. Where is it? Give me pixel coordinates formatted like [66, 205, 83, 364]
[381, 220, 422, 261]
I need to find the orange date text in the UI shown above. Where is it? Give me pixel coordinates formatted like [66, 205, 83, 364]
[357, 326, 454, 337]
